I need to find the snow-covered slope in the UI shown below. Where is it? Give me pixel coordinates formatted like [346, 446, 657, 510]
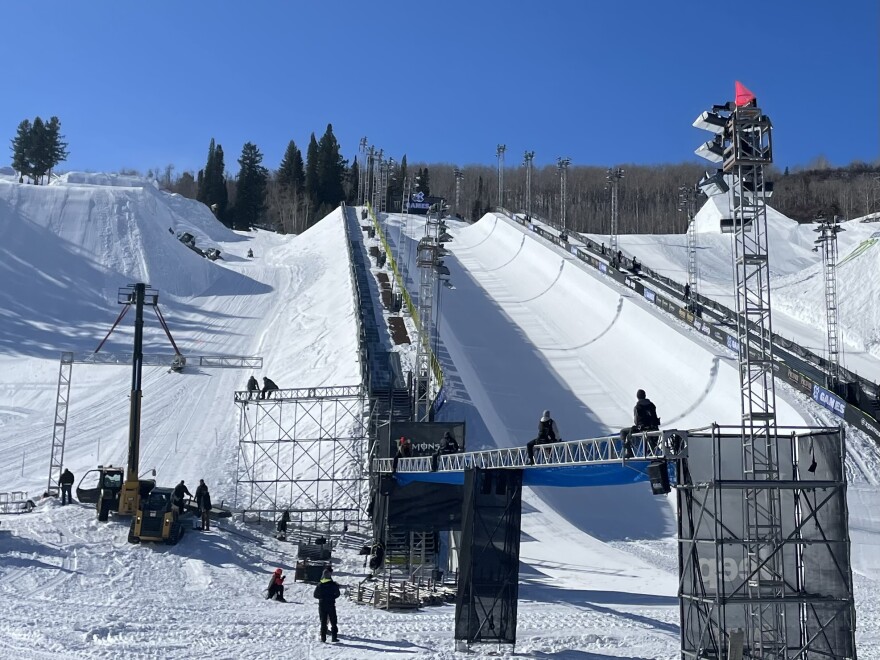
[1, 175, 879, 657]
[587, 194, 880, 383]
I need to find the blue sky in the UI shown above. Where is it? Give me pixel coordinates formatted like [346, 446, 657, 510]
[4, 1, 877, 174]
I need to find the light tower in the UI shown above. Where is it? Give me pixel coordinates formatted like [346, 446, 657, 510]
[606, 167, 624, 255]
[557, 157, 571, 235]
[496, 144, 506, 208]
[358, 137, 368, 205]
[365, 145, 376, 208]
[693, 81, 784, 658]
[453, 167, 463, 217]
[523, 151, 535, 219]
[814, 215, 845, 390]
[678, 183, 702, 306]
[371, 149, 384, 213]
[413, 200, 446, 421]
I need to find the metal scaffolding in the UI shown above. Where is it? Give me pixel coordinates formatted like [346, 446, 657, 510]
[606, 167, 624, 255]
[813, 216, 845, 390]
[523, 151, 535, 218]
[677, 426, 856, 660]
[233, 385, 371, 535]
[679, 183, 701, 305]
[413, 205, 443, 422]
[557, 157, 571, 234]
[496, 144, 506, 207]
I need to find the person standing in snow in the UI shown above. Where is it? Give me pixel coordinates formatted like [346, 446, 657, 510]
[313, 568, 340, 642]
[172, 480, 192, 516]
[246, 375, 260, 400]
[526, 410, 561, 465]
[266, 568, 286, 602]
[260, 377, 279, 399]
[195, 479, 212, 531]
[59, 468, 75, 505]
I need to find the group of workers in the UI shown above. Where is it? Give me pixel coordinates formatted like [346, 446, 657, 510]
[390, 390, 661, 469]
[246, 375, 280, 400]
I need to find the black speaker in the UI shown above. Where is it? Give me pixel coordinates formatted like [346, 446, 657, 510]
[379, 475, 395, 496]
[647, 460, 671, 495]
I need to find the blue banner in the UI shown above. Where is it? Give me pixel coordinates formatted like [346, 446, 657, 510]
[812, 384, 847, 417]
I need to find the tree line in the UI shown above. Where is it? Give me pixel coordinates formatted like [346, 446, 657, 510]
[167, 145, 880, 235]
[9, 114, 876, 232]
[9, 116, 69, 184]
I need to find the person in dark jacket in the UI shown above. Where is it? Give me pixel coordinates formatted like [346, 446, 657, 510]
[392, 436, 413, 472]
[266, 568, 286, 602]
[172, 480, 192, 516]
[276, 509, 290, 539]
[246, 375, 260, 400]
[60, 468, 75, 505]
[621, 389, 661, 458]
[432, 431, 460, 470]
[195, 480, 212, 531]
[260, 377, 279, 399]
[526, 410, 561, 464]
[313, 568, 340, 642]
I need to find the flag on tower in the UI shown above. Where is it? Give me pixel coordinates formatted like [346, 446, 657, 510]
[735, 81, 756, 107]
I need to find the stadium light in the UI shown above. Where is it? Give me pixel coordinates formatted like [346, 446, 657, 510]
[698, 170, 729, 196]
[692, 110, 729, 135]
[695, 136, 725, 163]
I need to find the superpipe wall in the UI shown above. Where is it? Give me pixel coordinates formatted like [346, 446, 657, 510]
[500, 210, 880, 445]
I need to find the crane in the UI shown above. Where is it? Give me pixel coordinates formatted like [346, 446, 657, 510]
[49, 283, 262, 519]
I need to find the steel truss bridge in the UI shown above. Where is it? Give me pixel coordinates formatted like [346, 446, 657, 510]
[374, 429, 681, 474]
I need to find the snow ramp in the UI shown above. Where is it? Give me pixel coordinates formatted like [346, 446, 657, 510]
[439, 212, 808, 540]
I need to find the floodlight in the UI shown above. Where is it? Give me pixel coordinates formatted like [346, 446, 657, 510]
[698, 170, 729, 196]
[695, 137, 725, 163]
[693, 110, 728, 134]
[720, 217, 753, 234]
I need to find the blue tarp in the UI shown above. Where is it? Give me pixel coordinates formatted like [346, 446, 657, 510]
[393, 461, 658, 488]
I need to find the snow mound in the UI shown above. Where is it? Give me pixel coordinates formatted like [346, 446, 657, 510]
[56, 171, 159, 189]
[775, 222, 880, 359]
[0, 177, 250, 358]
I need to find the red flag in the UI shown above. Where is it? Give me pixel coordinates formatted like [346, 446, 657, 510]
[735, 81, 756, 106]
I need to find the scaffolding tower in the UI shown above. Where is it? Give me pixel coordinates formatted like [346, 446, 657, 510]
[233, 385, 371, 535]
[679, 183, 701, 305]
[606, 167, 624, 256]
[413, 205, 443, 422]
[814, 216, 845, 390]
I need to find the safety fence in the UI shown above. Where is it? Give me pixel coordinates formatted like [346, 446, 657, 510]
[364, 203, 444, 391]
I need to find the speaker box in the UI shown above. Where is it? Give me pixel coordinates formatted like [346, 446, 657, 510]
[647, 460, 670, 495]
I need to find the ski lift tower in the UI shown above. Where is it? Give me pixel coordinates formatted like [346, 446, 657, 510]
[413, 201, 445, 421]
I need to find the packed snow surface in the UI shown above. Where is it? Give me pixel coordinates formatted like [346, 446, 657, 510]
[1, 175, 879, 658]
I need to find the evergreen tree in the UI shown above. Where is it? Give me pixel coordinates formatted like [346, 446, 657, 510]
[28, 117, 51, 183]
[232, 142, 268, 231]
[304, 133, 319, 206]
[196, 139, 228, 222]
[316, 123, 346, 208]
[197, 139, 215, 203]
[416, 166, 431, 196]
[10, 119, 32, 182]
[211, 145, 228, 221]
[278, 140, 304, 192]
[45, 116, 69, 179]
